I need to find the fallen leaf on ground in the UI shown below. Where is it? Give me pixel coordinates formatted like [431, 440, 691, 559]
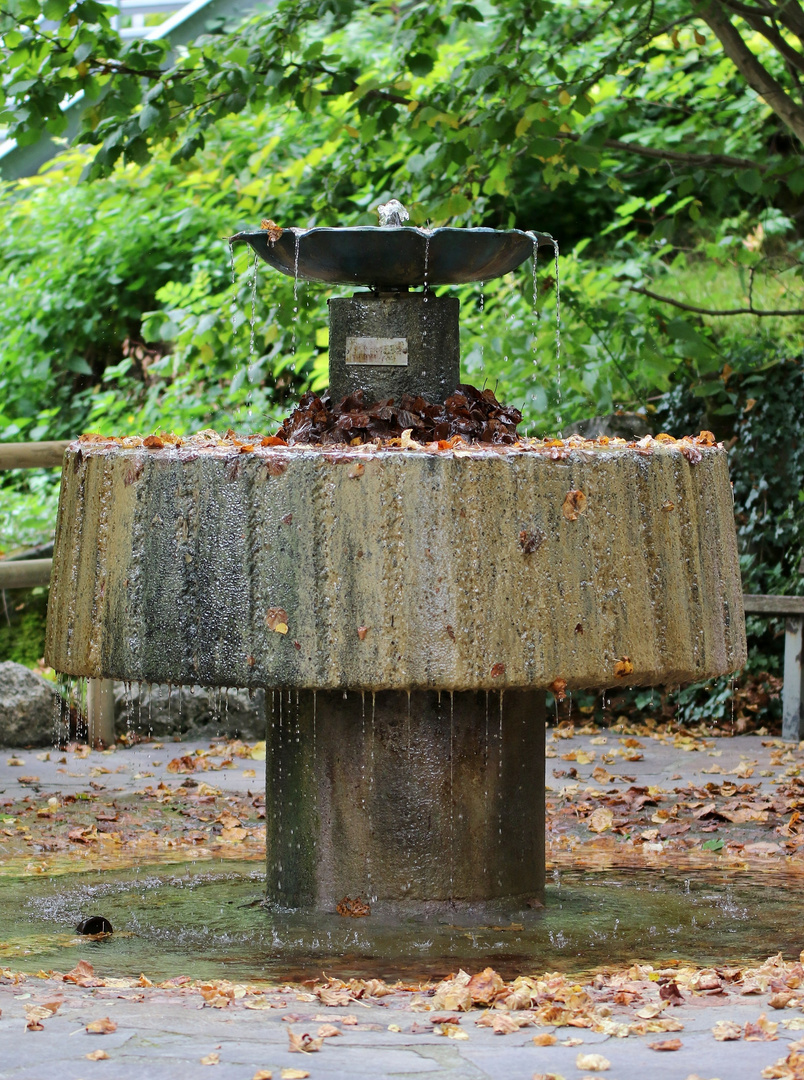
[614, 656, 634, 678]
[648, 1038, 682, 1051]
[436, 1022, 468, 1039]
[712, 1020, 742, 1041]
[318, 1024, 341, 1038]
[533, 1032, 558, 1046]
[745, 1013, 778, 1041]
[200, 1052, 220, 1065]
[86, 1050, 109, 1060]
[467, 967, 504, 1005]
[86, 1018, 117, 1034]
[252, 1072, 272, 1080]
[576, 1051, 610, 1070]
[288, 1030, 323, 1053]
[281, 1071, 310, 1080]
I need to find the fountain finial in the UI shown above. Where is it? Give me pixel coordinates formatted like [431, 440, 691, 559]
[377, 199, 410, 227]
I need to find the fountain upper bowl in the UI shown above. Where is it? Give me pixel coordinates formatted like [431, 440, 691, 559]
[230, 226, 554, 288]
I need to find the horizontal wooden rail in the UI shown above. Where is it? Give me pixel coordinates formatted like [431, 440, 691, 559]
[743, 594, 804, 615]
[0, 558, 52, 589]
[0, 440, 71, 470]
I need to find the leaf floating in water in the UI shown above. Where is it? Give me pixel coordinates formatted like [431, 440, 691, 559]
[562, 489, 587, 520]
[260, 219, 284, 243]
[336, 896, 371, 918]
[614, 656, 634, 679]
[266, 607, 289, 634]
[550, 678, 568, 702]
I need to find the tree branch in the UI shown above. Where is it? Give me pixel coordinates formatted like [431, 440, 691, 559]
[721, 0, 804, 75]
[555, 130, 769, 170]
[701, 0, 804, 142]
[630, 284, 804, 315]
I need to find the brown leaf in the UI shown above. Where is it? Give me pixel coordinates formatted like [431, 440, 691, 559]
[288, 1030, 323, 1053]
[63, 960, 98, 987]
[143, 434, 165, 449]
[317, 987, 353, 1006]
[200, 1052, 220, 1065]
[490, 662, 506, 678]
[533, 1032, 558, 1046]
[266, 607, 289, 634]
[745, 1013, 778, 1041]
[562, 489, 587, 520]
[335, 896, 371, 918]
[86, 1050, 110, 1060]
[281, 1071, 310, 1080]
[550, 678, 568, 702]
[167, 755, 196, 774]
[712, 1020, 742, 1041]
[519, 528, 545, 553]
[86, 1017, 117, 1034]
[648, 1038, 682, 1051]
[357, 625, 368, 640]
[467, 967, 504, 1005]
[614, 656, 634, 679]
[659, 980, 684, 1004]
[260, 220, 283, 242]
[587, 807, 614, 833]
[317, 1024, 342, 1038]
[253, 1072, 273, 1080]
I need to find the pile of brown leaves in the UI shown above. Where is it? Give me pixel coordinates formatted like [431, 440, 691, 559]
[274, 384, 523, 446]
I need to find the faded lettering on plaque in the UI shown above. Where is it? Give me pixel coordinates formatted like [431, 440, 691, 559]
[345, 336, 408, 366]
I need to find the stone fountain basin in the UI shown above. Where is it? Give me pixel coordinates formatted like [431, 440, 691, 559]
[230, 227, 555, 288]
[45, 440, 746, 691]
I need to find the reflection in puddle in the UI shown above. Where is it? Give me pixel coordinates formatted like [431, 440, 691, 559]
[0, 861, 800, 982]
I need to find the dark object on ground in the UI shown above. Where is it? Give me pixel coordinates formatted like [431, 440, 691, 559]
[76, 916, 113, 935]
[275, 383, 523, 445]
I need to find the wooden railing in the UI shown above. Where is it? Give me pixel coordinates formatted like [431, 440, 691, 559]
[0, 441, 115, 746]
[2, 440, 803, 743]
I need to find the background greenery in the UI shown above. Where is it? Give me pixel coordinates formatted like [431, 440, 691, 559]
[0, 0, 802, 727]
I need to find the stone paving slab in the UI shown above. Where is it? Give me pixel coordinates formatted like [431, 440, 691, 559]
[0, 979, 802, 1080]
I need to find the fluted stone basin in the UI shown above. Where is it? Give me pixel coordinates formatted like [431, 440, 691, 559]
[46, 439, 744, 690]
[45, 435, 746, 910]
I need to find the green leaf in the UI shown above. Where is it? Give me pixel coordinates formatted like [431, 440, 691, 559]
[43, 0, 70, 19]
[406, 52, 434, 77]
[735, 169, 762, 194]
[702, 838, 723, 851]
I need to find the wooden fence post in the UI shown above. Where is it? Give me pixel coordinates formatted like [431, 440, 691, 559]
[782, 616, 804, 742]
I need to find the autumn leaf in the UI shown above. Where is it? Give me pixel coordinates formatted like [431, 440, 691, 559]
[550, 677, 567, 702]
[281, 1070, 310, 1080]
[317, 1024, 341, 1038]
[562, 489, 587, 520]
[260, 219, 283, 241]
[63, 960, 98, 987]
[357, 625, 368, 640]
[435, 1022, 469, 1039]
[576, 1052, 611, 1070]
[519, 528, 545, 553]
[712, 1019, 742, 1040]
[200, 1051, 220, 1065]
[167, 755, 196, 774]
[467, 967, 504, 1005]
[745, 1013, 778, 1041]
[614, 656, 634, 678]
[143, 434, 165, 449]
[252, 1072, 272, 1080]
[533, 1032, 557, 1046]
[587, 807, 614, 833]
[86, 1050, 110, 1060]
[266, 607, 289, 634]
[288, 1029, 323, 1053]
[86, 1017, 117, 1034]
[490, 662, 506, 678]
[335, 896, 370, 918]
[648, 1038, 682, 1051]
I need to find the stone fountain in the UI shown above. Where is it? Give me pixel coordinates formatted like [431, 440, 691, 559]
[44, 203, 746, 915]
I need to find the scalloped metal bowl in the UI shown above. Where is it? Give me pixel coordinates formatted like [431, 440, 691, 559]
[230, 226, 555, 288]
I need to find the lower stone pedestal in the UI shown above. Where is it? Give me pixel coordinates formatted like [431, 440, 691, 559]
[265, 689, 545, 912]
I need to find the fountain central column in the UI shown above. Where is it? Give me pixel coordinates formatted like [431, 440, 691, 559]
[266, 688, 545, 911]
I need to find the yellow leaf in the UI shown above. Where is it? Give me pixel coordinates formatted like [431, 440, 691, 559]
[515, 115, 531, 137]
[576, 1052, 611, 1070]
[559, 90, 572, 105]
[86, 1050, 109, 1060]
[281, 1070, 310, 1080]
[587, 807, 614, 833]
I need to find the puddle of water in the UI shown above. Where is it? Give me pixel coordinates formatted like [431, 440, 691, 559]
[0, 861, 798, 982]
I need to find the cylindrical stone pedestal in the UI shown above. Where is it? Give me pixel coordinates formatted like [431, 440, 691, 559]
[266, 689, 545, 912]
[328, 292, 460, 404]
